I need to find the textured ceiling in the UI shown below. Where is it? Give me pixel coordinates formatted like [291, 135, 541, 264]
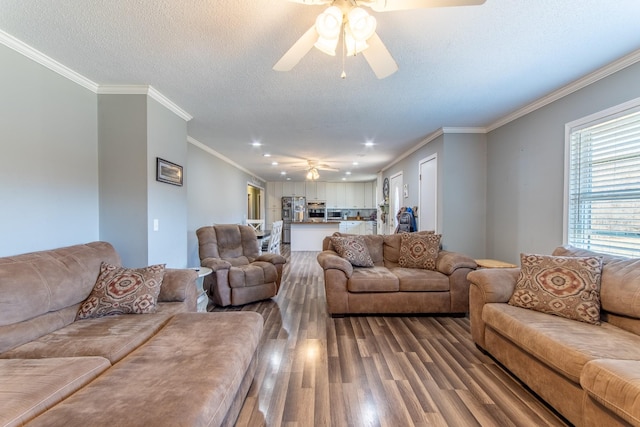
[2, 0, 640, 182]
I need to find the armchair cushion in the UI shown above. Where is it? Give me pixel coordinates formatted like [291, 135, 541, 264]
[229, 262, 278, 288]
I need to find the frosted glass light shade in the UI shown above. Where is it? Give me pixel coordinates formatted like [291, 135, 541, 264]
[347, 7, 376, 41]
[314, 6, 343, 56]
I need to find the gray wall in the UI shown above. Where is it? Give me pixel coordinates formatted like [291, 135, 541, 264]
[98, 94, 148, 266]
[0, 44, 99, 256]
[382, 132, 487, 258]
[186, 143, 262, 267]
[98, 95, 189, 268]
[486, 62, 640, 264]
[147, 98, 188, 267]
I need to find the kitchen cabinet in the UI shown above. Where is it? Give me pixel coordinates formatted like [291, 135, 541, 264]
[364, 182, 376, 208]
[339, 221, 365, 235]
[282, 181, 295, 197]
[268, 180, 376, 209]
[305, 181, 326, 201]
[325, 183, 338, 207]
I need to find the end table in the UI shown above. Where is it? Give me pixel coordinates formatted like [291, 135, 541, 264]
[189, 267, 212, 312]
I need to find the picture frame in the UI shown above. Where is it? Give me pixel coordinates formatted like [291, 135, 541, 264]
[156, 157, 183, 186]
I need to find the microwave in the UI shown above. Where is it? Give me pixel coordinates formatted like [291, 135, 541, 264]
[327, 210, 342, 219]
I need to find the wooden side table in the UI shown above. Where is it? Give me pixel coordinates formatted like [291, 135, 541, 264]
[189, 267, 212, 312]
[475, 259, 518, 269]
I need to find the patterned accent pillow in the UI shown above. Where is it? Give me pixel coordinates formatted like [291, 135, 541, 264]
[509, 253, 603, 325]
[77, 262, 165, 319]
[331, 236, 374, 267]
[398, 233, 441, 270]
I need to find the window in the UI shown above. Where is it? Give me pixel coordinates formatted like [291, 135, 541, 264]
[565, 98, 640, 257]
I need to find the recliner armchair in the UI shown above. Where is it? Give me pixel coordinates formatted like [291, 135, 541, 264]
[196, 224, 287, 307]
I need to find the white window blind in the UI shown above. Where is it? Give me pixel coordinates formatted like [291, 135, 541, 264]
[567, 106, 640, 257]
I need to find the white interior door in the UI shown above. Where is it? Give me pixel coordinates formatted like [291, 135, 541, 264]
[389, 172, 403, 234]
[419, 155, 437, 232]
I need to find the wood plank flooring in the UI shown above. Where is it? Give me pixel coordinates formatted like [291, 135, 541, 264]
[211, 247, 569, 427]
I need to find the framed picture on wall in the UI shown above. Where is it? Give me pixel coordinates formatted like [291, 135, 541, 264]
[156, 158, 183, 186]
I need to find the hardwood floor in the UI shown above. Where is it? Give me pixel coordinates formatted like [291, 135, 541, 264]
[212, 247, 569, 427]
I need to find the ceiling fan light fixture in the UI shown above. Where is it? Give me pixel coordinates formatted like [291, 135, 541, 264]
[314, 6, 342, 55]
[347, 7, 376, 41]
[306, 167, 320, 180]
[345, 30, 369, 56]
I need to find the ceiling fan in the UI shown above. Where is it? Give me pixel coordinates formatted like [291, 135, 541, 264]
[274, 0, 486, 79]
[280, 159, 340, 180]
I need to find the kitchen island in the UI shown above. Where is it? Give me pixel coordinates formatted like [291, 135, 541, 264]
[290, 221, 339, 251]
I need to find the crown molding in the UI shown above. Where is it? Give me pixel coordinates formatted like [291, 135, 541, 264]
[0, 29, 99, 92]
[442, 126, 487, 134]
[486, 48, 640, 132]
[187, 136, 265, 182]
[98, 85, 192, 121]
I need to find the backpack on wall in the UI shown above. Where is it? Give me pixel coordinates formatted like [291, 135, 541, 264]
[395, 209, 415, 233]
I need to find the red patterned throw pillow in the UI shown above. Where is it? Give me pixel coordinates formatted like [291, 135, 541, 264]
[509, 253, 603, 325]
[398, 233, 441, 270]
[77, 262, 165, 319]
[331, 236, 374, 267]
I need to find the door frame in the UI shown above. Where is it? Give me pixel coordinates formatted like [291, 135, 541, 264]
[389, 172, 403, 234]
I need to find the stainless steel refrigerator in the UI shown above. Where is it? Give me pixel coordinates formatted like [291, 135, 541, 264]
[282, 196, 305, 243]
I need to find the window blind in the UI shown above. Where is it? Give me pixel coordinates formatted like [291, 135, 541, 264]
[568, 108, 640, 257]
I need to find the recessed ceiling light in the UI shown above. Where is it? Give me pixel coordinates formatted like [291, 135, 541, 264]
[341, 177, 346, 181]
[352, 162, 359, 166]
[364, 141, 374, 147]
[252, 141, 262, 147]
[263, 153, 271, 157]
[345, 171, 352, 175]
[272, 161, 278, 166]
[286, 177, 291, 181]
[280, 171, 287, 175]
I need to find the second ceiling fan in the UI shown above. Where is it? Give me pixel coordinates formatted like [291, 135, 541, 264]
[273, 0, 486, 79]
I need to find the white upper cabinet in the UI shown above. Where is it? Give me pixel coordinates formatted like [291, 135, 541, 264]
[268, 180, 376, 208]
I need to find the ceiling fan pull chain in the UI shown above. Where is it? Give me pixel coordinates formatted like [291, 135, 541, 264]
[341, 26, 347, 79]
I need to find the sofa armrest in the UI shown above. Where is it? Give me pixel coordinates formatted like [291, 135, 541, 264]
[467, 267, 520, 348]
[467, 268, 520, 303]
[201, 257, 232, 272]
[256, 253, 287, 266]
[436, 250, 478, 275]
[158, 268, 199, 311]
[317, 250, 353, 277]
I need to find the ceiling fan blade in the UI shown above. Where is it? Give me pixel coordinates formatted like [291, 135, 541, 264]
[273, 25, 319, 72]
[362, 33, 398, 79]
[368, 0, 485, 12]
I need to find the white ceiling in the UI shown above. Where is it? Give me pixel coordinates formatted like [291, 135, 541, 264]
[2, 0, 640, 182]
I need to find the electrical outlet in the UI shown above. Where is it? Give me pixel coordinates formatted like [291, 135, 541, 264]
[153, 219, 159, 231]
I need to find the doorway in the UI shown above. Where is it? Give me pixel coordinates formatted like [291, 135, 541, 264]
[419, 154, 437, 232]
[247, 184, 264, 223]
[389, 172, 403, 234]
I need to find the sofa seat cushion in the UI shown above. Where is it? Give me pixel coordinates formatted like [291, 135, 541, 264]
[483, 303, 640, 383]
[26, 312, 263, 427]
[0, 357, 110, 427]
[0, 306, 179, 363]
[390, 267, 450, 292]
[348, 266, 399, 292]
[229, 261, 277, 288]
[581, 359, 640, 426]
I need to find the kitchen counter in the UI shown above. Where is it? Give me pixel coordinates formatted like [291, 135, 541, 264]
[290, 222, 339, 251]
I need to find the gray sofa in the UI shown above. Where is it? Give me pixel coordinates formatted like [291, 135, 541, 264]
[468, 245, 640, 427]
[0, 242, 262, 427]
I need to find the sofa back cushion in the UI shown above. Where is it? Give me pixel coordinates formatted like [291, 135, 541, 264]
[0, 242, 120, 353]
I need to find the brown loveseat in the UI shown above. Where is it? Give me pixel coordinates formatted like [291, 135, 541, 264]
[0, 242, 263, 427]
[468, 245, 640, 427]
[317, 233, 477, 316]
[197, 224, 287, 307]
